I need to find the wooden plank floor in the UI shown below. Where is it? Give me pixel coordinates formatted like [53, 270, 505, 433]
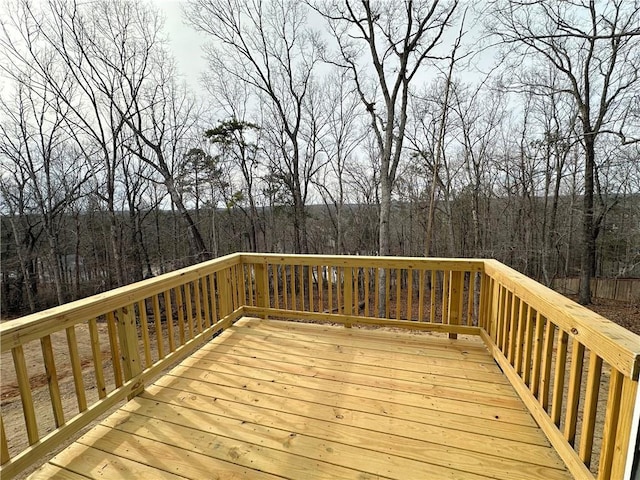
[29, 318, 573, 480]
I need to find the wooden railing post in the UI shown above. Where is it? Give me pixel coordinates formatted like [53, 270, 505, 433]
[254, 262, 270, 314]
[115, 304, 143, 399]
[448, 271, 463, 339]
[218, 268, 233, 319]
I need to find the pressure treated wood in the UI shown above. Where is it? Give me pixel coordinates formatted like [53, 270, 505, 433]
[29, 318, 573, 480]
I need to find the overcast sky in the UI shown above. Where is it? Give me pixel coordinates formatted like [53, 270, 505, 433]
[152, 0, 207, 92]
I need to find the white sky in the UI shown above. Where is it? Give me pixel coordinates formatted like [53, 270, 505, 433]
[152, 0, 207, 92]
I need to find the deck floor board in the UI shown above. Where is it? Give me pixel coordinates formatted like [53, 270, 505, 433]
[30, 318, 574, 479]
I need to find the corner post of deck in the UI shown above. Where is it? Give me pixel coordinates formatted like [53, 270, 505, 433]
[448, 271, 463, 340]
[254, 260, 270, 316]
[610, 375, 640, 479]
[115, 304, 143, 399]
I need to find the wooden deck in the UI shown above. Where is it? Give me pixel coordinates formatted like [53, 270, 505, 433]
[28, 317, 573, 480]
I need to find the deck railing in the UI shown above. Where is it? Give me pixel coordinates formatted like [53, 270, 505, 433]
[1, 253, 638, 480]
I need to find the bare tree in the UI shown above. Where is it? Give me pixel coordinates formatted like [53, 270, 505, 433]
[487, 0, 640, 303]
[186, 0, 323, 253]
[310, 0, 458, 256]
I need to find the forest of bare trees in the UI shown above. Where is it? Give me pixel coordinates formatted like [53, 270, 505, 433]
[1, 0, 639, 316]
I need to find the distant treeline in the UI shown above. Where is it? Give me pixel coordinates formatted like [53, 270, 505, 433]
[2, 193, 638, 316]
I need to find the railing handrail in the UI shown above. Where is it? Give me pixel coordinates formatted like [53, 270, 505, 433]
[483, 259, 640, 380]
[0, 253, 242, 352]
[240, 253, 487, 271]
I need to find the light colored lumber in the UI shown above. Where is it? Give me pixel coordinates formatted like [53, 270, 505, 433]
[563, 339, 585, 445]
[12, 345, 39, 444]
[551, 329, 569, 426]
[165, 362, 532, 425]
[481, 330, 595, 480]
[109, 400, 568, 480]
[65, 326, 87, 412]
[609, 375, 639, 479]
[40, 335, 65, 427]
[49, 441, 188, 479]
[182, 350, 517, 398]
[27, 464, 90, 479]
[193, 341, 509, 384]
[0, 253, 242, 351]
[105, 312, 123, 387]
[137, 299, 152, 368]
[137, 386, 556, 465]
[81, 424, 391, 480]
[598, 368, 623, 480]
[88, 318, 106, 399]
[484, 259, 640, 379]
[148, 377, 545, 446]
[243, 306, 481, 335]
[579, 353, 603, 466]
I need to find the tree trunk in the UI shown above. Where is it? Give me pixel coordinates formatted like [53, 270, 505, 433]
[579, 135, 596, 305]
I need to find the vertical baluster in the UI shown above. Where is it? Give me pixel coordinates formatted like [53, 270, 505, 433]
[193, 278, 203, 335]
[579, 353, 603, 467]
[163, 290, 176, 352]
[539, 319, 555, 410]
[418, 269, 424, 322]
[522, 306, 535, 386]
[273, 265, 280, 309]
[318, 265, 324, 312]
[564, 339, 585, 445]
[106, 312, 123, 387]
[610, 376, 639, 479]
[290, 264, 297, 311]
[281, 265, 288, 309]
[441, 271, 449, 324]
[466, 272, 474, 325]
[385, 268, 391, 319]
[308, 265, 314, 312]
[501, 290, 511, 353]
[175, 286, 185, 346]
[238, 263, 247, 306]
[364, 267, 370, 317]
[337, 267, 343, 314]
[209, 273, 218, 322]
[430, 270, 436, 323]
[551, 330, 569, 426]
[152, 295, 164, 359]
[530, 311, 545, 395]
[513, 300, 526, 370]
[395, 269, 402, 320]
[374, 268, 379, 317]
[353, 267, 360, 315]
[40, 335, 64, 427]
[185, 283, 194, 340]
[344, 267, 353, 328]
[88, 318, 106, 399]
[12, 345, 38, 444]
[247, 265, 254, 306]
[407, 269, 413, 321]
[1, 416, 9, 465]
[507, 296, 520, 363]
[448, 271, 463, 340]
[328, 265, 333, 313]
[298, 265, 305, 311]
[598, 369, 623, 480]
[137, 300, 152, 367]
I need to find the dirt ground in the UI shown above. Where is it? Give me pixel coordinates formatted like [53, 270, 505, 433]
[0, 294, 638, 478]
